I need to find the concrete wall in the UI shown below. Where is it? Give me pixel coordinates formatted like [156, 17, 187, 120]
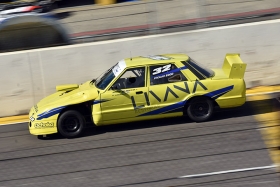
[0, 19, 280, 117]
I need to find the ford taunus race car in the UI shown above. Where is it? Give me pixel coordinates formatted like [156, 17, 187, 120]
[29, 53, 247, 138]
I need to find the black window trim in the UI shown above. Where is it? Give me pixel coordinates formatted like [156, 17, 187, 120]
[181, 61, 206, 80]
[110, 66, 147, 90]
[149, 63, 187, 85]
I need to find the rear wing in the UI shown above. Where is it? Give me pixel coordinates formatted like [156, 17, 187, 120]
[222, 53, 247, 79]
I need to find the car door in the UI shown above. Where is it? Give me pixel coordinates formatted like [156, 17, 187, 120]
[144, 63, 191, 116]
[100, 66, 150, 122]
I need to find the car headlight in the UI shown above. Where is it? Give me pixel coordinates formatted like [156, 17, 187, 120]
[30, 116, 35, 122]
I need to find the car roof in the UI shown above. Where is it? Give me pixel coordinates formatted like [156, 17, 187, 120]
[123, 54, 189, 67]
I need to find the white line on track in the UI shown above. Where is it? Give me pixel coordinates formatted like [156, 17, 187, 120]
[252, 180, 278, 185]
[178, 165, 277, 178]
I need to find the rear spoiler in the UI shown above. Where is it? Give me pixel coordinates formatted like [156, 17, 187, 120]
[222, 53, 247, 79]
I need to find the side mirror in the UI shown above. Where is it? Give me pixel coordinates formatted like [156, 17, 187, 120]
[111, 84, 120, 90]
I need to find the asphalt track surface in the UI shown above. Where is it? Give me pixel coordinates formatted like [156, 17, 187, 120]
[1, 1, 280, 185]
[0, 98, 280, 187]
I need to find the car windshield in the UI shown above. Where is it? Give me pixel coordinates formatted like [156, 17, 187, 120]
[95, 60, 126, 90]
[188, 58, 215, 78]
[95, 66, 116, 90]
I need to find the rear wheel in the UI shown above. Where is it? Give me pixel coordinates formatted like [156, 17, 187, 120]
[57, 110, 85, 138]
[37, 135, 44, 140]
[187, 97, 213, 122]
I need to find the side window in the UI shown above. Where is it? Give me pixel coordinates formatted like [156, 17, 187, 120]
[111, 67, 145, 89]
[150, 64, 187, 85]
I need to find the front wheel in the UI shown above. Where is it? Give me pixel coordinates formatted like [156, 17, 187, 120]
[186, 97, 213, 122]
[57, 110, 85, 138]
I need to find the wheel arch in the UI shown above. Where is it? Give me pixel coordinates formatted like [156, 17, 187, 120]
[185, 95, 219, 108]
[57, 101, 93, 125]
[184, 95, 217, 122]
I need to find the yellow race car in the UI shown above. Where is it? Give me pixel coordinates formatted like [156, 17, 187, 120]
[29, 53, 247, 138]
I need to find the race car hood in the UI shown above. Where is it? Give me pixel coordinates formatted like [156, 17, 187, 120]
[32, 81, 99, 117]
[56, 84, 79, 92]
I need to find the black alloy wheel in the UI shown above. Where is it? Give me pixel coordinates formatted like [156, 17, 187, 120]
[58, 110, 85, 138]
[187, 97, 213, 122]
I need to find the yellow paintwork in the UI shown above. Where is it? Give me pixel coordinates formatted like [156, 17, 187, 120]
[251, 94, 280, 171]
[29, 53, 247, 136]
[56, 84, 79, 92]
[29, 81, 98, 135]
[0, 115, 29, 125]
[222, 54, 247, 79]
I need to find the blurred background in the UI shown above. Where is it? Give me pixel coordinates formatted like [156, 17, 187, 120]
[0, 1, 279, 187]
[0, 0, 280, 52]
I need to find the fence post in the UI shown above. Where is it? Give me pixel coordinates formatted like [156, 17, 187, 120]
[145, 0, 160, 35]
[196, 0, 209, 29]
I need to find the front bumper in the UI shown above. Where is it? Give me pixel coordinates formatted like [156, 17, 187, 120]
[28, 106, 58, 135]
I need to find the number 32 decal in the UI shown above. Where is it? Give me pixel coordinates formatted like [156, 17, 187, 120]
[152, 64, 171, 75]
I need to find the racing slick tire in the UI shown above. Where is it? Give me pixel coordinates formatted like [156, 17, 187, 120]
[186, 97, 213, 122]
[37, 135, 44, 139]
[58, 110, 85, 138]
